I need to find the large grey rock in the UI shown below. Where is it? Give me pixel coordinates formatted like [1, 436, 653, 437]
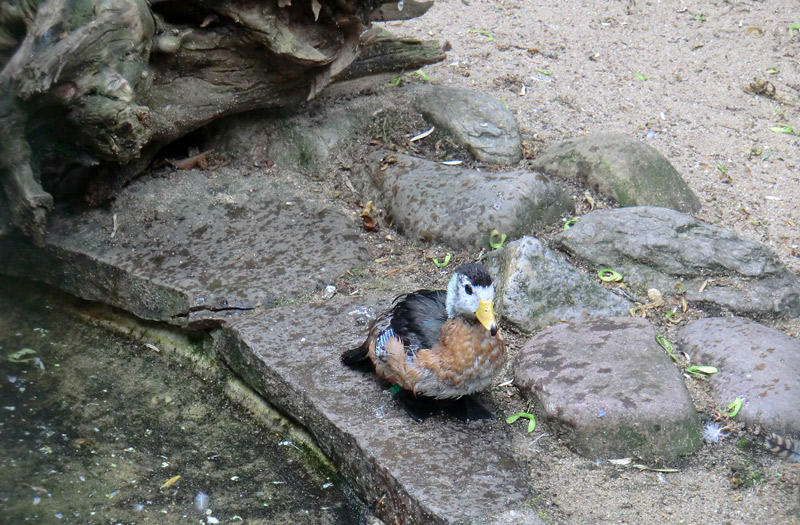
[267, 112, 361, 174]
[531, 133, 701, 213]
[266, 102, 384, 175]
[554, 206, 800, 318]
[484, 236, 631, 333]
[208, 97, 384, 175]
[0, 166, 369, 323]
[515, 317, 703, 461]
[217, 299, 531, 525]
[678, 317, 800, 436]
[408, 85, 522, 165]
[352, 152, 572, 249]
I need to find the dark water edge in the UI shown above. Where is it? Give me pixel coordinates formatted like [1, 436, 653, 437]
[0, 277, 368, 524]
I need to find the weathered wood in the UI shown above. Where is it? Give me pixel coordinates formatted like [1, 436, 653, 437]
[337, 31, 445, 82]
[0, 97, 52, 245]
[0, 0, 442, 241]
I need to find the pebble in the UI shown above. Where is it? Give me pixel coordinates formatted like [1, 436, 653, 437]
[195, 492, 209, 512]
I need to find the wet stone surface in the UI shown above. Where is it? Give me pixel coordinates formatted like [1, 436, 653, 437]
[514, 317, 703, 462]
[554, 206, 800, 318]
[215, 298, 531, 525]
[531, 133, 701, 213]
[352, 151, 572, 249]
[0, 279, 366, 524]
[678, 317, 800, 436]
[0, 166, 369, 324]
[485, 236, 631, 333]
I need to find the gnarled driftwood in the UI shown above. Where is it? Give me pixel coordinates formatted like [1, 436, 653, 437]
[0, 0, 443, 243]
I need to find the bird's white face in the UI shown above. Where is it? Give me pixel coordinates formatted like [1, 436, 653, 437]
[446, 272, 498, 335]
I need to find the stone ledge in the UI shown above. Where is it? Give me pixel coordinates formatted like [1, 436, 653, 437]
[216, 301, 531, 524]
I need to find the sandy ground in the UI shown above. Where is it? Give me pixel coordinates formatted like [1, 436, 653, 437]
[369, 0, 800, 522]
[385, 0, 800, 270]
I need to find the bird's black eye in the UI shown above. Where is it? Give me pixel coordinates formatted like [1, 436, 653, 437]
[464, 284, 473, 295]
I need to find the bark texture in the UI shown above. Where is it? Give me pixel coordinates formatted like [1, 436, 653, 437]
[0, 0, 442, 243]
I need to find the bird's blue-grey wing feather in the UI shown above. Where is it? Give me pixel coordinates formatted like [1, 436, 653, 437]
[389, 290, 448, 352]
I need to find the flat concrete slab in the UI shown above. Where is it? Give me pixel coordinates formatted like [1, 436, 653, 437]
[2, 166, 369, 323]
[216, 299, 531, 524]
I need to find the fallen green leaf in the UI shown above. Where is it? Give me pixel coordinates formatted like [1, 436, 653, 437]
[761, 149, 778, 161]
[716, 163, 727, 173]
[724, 397, 743, 417]
[597, 269, 623, 282]
[563, 218, 579, 230]
[8, 348, 36, 363]
[160, 475, 181, 489]
[770, 124, 795, 134]
[789, 24, 800, 35]
[414, 69, 430, 81]
[629, 305, 646, 318]
[691, 14, 707, 21]
[535, 68, 552, 75]
[506, 412, 536, 432]
[628, 67, 647, 81]
[469, 29, 495, 41]
[655, 334, 677, 362]
[388, 76, 403, 87]
[489, 230, 507, 250]
[686, 365, 718, 375]
[432, 253, 452, 268]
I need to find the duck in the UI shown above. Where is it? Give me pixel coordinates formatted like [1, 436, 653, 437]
[342, 263, 506, 404]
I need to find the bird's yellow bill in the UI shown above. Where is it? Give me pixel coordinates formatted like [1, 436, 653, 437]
[476, 299, 498, 336]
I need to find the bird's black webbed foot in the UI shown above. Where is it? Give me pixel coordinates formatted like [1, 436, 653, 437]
[393, 389, 440, 422]
[392, 389, 494, 422]
[450, 395, 494, 421]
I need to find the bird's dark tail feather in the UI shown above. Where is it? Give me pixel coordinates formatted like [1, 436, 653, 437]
[342, 340, 373, 370]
